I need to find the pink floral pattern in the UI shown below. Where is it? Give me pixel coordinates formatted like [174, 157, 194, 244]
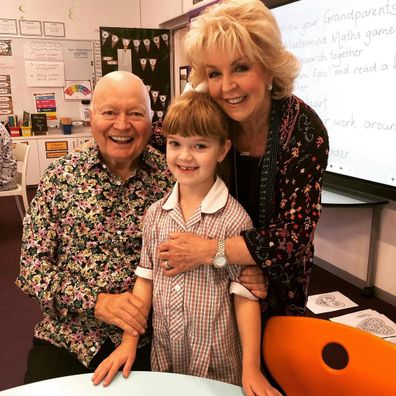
[242, 96, 329, 318]
[16, 143, 173, 367]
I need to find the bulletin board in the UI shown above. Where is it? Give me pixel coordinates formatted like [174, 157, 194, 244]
[0, 37, 95, 124]
[100, 27, 170, 124]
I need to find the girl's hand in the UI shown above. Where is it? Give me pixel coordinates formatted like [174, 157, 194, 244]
[242, 368, 283, 396]
[91, 342, 136, 387]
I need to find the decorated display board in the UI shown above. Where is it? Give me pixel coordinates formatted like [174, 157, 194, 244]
[100, 27, 170, 124]
[0, 37, 95, 125]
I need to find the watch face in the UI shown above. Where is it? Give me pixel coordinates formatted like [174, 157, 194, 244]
[213, 255, 227, 268]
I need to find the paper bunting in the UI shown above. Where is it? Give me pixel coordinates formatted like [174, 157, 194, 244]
[156, 110, 164, 121]
[153, 36, 160, 49]
[151, 90, 159, 103]
[122, 38, 131, 49]
[101, 30, 110, 45]
[145, 85, 152, 93]
[161, 33, 169, 46]
[133, 39, 141, 52]
[149, 58, 157, 71]
[111, 34, 119, 48]
[143, 38, 151, 52]
[159, 94, 167, 108]
[139, 58, 148, 71]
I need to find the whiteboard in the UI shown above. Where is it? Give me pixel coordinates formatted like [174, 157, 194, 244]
[0, 37, 94, 123]
[272, 0, 396, 189]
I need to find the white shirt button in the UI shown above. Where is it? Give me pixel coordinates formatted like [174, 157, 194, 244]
[174, 284, 181, 292]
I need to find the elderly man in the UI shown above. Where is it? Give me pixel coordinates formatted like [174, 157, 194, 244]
[16, 71, 173, 383]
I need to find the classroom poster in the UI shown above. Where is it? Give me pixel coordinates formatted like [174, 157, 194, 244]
[0, 40, 12, 56]
[63, 80, 92, 100]
[34, 92, 57, 121]
[0, 74, 13, 115]
[25, 61, 65, 87]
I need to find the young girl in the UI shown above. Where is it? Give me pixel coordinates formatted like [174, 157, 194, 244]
[92, 91, 281, 396]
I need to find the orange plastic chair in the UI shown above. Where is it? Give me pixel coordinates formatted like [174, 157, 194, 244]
[262, 316, 396, 396]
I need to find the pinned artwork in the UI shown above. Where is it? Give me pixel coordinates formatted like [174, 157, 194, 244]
[307, 291, 358, 314]
[64, 80, 92, 100]
[99, 27, 170, 123]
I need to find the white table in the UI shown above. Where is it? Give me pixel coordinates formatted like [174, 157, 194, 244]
[0, 372, 244, 396]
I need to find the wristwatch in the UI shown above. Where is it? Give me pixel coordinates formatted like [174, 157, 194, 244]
[213, 239, 228, 268]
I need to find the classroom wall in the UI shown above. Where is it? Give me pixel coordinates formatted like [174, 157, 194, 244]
[315, 202, 396, 299]
[1, 0, 141, 40]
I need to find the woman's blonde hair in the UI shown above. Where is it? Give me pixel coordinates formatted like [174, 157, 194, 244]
[184, 0, 300, 99]
[162, 91, 229, 144]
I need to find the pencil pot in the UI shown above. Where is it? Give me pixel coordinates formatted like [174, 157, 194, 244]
[9, 127, 21, 137]
[21, 126, 32, 137]
[62, 124, 72, 135]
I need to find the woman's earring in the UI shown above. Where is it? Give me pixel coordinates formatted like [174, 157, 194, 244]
[267, 82, 273, 91]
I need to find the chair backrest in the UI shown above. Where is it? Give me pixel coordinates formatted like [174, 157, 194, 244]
[14, 142, 30, 186]
[262, 316, 396, 396]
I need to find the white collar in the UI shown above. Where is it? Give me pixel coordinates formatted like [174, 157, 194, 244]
[162, 176, 228, 213]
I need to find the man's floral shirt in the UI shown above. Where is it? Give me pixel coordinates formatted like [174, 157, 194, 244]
[16, 144, 173, 367]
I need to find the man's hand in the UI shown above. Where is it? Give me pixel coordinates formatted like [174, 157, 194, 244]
[239, 266, 268, 300]
[94, 292, 149, 336]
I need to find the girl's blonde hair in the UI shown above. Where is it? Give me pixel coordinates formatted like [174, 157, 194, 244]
[184, 0, 300, 99]
[162, 91, 229, 144]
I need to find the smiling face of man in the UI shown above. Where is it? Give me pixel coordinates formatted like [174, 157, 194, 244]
[90, 72, 152, 178]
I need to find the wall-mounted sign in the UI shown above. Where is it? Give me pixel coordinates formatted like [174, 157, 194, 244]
[19, 20, 42, 36]
[31, 113, 48, 134]
[0, 19, 17, 35]
[43, 21, 65, 38]
[46, 151, 68, 159]
[45, 141, 68, 151]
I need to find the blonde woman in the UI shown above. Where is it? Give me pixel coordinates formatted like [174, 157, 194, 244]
[160, 0, 329, 340]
